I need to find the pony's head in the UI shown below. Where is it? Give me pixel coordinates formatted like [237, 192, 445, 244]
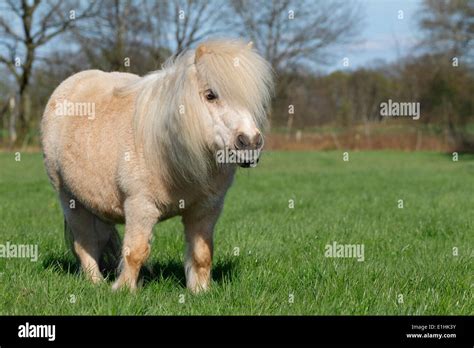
[192, 40, 274, 167]
[127, 39, 274, 187]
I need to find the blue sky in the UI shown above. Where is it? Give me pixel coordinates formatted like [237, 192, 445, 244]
[326, 0, 424, 72]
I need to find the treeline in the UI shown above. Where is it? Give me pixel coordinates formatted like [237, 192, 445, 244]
[0, 0, 473, 150]
[278, 54, 474, 135]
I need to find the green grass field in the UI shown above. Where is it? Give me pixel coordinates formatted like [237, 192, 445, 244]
[0, 151, 472, 315]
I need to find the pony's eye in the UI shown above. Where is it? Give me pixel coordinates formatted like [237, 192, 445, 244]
[205, 89, 218, 102]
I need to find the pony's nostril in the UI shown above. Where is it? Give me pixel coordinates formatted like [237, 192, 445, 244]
[236, 133, 250, 149]
[255, 133, 263, 148]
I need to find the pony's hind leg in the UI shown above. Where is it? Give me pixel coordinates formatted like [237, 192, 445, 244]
[60, 190, 103, 283]
[112, 198, 158, 291]
[93, 218, 122, 275]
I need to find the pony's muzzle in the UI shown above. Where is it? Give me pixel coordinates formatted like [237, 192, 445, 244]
[234, 131, 263, 168]
[235, 132, 263, 151]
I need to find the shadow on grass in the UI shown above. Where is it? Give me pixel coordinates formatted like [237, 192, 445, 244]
[141, 258, 239, 288]
[42, 252, 118, 280]
[42, 252, 80, 275]
[42, 252, 239, 288]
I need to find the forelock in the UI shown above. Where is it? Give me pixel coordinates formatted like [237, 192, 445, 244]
[194, 39, 274, 129]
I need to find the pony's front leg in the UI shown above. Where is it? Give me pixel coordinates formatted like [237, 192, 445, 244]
[183, 205, 222, 293]
[112, 198, 159, 291]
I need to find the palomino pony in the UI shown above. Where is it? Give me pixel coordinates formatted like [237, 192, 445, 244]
[41, 39, 274, 292]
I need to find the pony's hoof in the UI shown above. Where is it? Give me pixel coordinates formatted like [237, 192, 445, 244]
[111, 281, 121, 292]
[188, 283, 210, 294]
[112, 279, 137, 292]
[85, 272, 104, 285]
[91, 277, 105, 285]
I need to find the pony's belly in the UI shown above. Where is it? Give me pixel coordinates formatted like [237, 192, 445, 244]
[63, 172, 125, 223]
[58, 148, 126, 223]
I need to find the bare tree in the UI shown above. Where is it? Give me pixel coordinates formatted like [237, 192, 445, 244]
[70, 0, 229, 74]
[230, 0, 363, 72]
[418, 0, 474, 62]
[0, 0, 97, 142]
[417, 0, 474, 148]
[167, 0, 232, 53]
[230, 0, 361, 129]
[70, 0, 162, 73]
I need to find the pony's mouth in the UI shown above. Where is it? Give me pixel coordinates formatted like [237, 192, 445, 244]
[215, 147, 261, 168]
[233, 146, 261, 168]
[238, 157, 259, 168]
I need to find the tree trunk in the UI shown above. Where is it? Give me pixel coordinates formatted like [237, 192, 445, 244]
[16, 44, 34, 142]
[17, 88, 32, 143]
[8, 95, 18, 148]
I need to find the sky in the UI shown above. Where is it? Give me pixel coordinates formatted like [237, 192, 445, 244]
[326, 0, 424, 72]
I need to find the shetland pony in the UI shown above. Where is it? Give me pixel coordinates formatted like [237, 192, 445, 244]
[41, 40, 274, 292]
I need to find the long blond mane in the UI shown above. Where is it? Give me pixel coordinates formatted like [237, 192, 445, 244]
[116, 39, 274, 188]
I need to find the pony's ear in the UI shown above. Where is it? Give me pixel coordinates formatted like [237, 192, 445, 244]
[247, 41, 254, 49]
[195, 44, 208, 63]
